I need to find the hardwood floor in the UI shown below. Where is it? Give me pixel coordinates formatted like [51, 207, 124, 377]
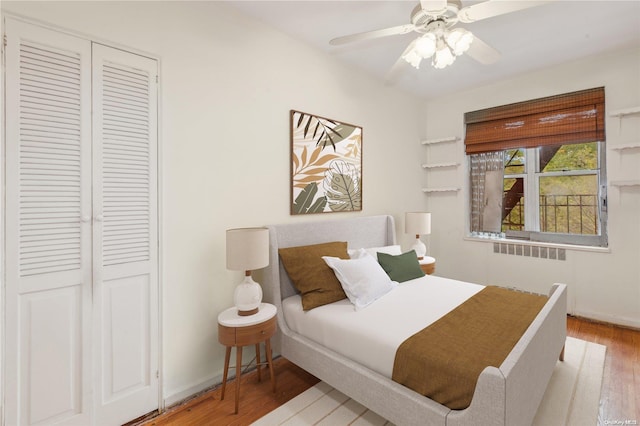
[138, 316, 639, 426]
[137, 358, 319, 426]
[567, 316, 639, 425]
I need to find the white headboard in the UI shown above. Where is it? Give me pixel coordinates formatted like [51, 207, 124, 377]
[262, 215, 396, 304]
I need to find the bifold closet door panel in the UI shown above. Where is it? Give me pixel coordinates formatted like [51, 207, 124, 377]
[4, 17, 93, 426]
[91, 43, 159, 424]
[5, 17, 160, 426]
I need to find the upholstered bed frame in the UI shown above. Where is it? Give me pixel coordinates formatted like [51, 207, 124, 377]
[263, 215, 567, 426]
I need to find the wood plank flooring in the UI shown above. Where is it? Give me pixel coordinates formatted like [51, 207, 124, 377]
[567, 316, 639, 425]
[136, 358, 319, 426]
[138, 316, 639, 426]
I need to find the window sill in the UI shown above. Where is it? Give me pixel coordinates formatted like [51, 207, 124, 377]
[463, 236, 610, 253]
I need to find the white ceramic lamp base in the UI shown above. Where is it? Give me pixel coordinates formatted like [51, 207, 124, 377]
[234, 273, 263, 316]
[411, 236, 427, 260]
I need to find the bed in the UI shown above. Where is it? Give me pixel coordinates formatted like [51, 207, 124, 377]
[262, 215, 567, 426]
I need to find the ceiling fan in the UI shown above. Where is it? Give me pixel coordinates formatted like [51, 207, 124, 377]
[330, 0, 550, 72]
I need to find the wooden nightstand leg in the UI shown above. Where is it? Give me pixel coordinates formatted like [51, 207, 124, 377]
[234, 345, 242, 414]
[265, 338, 276, 393]
[221, 346, 231, 401]
[255, 343, 262, 382]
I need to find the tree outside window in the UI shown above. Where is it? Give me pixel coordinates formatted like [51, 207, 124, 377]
[499, 142, 603, 244]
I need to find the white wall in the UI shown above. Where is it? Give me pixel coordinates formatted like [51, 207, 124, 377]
[423, 46, 640, 329]
[1, 1, 426, 405]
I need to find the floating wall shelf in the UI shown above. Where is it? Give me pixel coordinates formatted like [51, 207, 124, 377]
[611, 142, 640, 151]
[421, 136, 459, 145]
[422, 187, 461, 193]
[610, 180, 640, 187]
[421, 137, 460, 195]
[422, 162, 460, 169]
[609, 106, 640, 117]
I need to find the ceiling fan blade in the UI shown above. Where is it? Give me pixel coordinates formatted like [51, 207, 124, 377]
[420, 0, 448, 14]
[465, 35, 501, 65]
[458, 0, 551, 23]
[385, 40, 416, 84]
[330, 24, 415, 46]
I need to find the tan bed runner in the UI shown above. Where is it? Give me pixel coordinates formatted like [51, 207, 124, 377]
[392, 286, 547, 410]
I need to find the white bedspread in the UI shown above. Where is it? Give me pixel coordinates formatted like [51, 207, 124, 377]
[282, 274, 484, 378]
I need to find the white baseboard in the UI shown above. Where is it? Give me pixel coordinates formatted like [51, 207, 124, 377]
[572, 309, 640, 330]
[163, 373, 224, 408]
[163, 359, 269, 409]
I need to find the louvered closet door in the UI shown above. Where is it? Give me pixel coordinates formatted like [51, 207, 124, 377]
[4, 18, 93, 425]
[91, 44, 159, 424]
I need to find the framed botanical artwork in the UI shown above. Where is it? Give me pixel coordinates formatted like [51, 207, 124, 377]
[290, 110, 362, 215]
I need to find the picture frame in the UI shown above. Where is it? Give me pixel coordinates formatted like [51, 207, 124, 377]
[290, 110, 362, 215]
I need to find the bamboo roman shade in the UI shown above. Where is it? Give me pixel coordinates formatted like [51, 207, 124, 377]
[464, 87, 605, 154]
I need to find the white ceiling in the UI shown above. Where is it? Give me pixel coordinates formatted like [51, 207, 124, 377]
[227, 0, 640, 100]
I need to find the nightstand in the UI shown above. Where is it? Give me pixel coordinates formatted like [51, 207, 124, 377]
[419, 256, 436, 275]
[217, 303, 277, 414]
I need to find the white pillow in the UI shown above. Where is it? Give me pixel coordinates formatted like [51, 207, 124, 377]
[348, 244, 402, 259]
[322, 252, 397, 310]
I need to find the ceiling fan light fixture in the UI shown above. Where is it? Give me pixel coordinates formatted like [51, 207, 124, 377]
[332, 0, 550, 76]
[402, 48, 423, 69]
[433, 43, 455, 69]
[446, 28, 474, 55]
[415, 33, 437, 58]
[405, 26, 469, 70]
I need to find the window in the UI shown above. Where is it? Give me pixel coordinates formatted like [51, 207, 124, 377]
[465, 88, 607, 247]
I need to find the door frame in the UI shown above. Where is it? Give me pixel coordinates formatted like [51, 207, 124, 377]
[0, 12, 165, 422]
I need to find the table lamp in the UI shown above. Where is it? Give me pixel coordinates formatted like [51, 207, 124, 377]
[405, 212, 431, 260]
[226, 227, 269, 316]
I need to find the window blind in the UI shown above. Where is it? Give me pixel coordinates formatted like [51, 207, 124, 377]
[464, 87, 605, 154]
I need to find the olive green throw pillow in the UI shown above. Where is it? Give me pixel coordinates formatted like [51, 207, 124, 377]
[377, 250, 425, 282]
[278, 241, 349, 310]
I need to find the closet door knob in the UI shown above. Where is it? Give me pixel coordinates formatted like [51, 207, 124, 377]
[81, 215, 91, 223]
[95, 214, 104, 222]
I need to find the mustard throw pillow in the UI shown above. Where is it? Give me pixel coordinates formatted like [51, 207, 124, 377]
[279, 241, 349, 310]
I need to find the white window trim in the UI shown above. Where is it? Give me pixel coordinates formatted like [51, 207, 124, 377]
[486, 142, 608, 248]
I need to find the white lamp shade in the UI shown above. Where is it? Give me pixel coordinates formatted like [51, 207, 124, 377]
[226, 227, 269, 271]
[402, 40, 423, 69]
[433, 45, 455, 69]
[405, 212, 432, 235]
[415, 33, 437, 58]
[446, 28, 474, 56]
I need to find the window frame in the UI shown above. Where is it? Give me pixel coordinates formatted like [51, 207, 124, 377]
[464, 87, 608, 248]
[502, 149, 528, 233]
[500, 141, 607, 247]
